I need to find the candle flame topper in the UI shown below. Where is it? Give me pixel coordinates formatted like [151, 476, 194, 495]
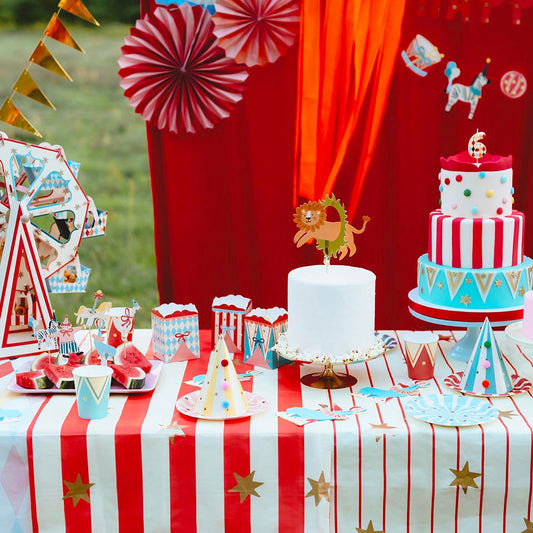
[293, 194, 370, 260]
[468, 130, 487, 161]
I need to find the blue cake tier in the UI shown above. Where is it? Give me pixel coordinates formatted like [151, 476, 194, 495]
[417, 254, 533, 310]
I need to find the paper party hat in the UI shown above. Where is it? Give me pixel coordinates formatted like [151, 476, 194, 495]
[195, 335, 248, 418]
[459, 318, 513, 395]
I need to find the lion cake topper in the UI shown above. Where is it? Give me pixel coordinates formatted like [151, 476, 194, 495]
[293, 194, 370, 263]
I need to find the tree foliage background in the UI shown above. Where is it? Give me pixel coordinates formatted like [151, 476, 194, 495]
[0, 0, 139, 25]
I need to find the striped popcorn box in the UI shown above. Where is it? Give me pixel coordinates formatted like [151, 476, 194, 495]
[243, 307, 289, 369]
[151, 303, 200, 362]
[211, 295, 252, 353]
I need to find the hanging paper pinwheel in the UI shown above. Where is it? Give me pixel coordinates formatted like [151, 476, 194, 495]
[212, 0, 299, 67]
[118, 4, 249, 135]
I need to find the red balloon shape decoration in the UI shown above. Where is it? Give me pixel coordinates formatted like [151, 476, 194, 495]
[118, 4, 249, 134]
[212, 0, 300, 67]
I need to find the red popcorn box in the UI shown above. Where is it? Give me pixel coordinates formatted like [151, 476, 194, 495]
[243, 307, 289, 369]
[403, 332, 439, 381]
[151, 303, 200, 362]
[211, 295, 252, 353]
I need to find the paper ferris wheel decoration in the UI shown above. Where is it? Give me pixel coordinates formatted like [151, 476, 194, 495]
[212, 0, 300, 67]
[0, 135, 107, 358]
[118, 4, 249, 135]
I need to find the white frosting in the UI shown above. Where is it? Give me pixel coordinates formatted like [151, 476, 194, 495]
[440, 168, 513, 218]
[287, 265, 376, 356]
[246, 307, 287, 323]
[212, 294, 251, 310]
[153, 302, 197, 317]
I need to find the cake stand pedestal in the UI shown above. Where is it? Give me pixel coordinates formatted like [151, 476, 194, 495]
[300, 362, 357, 389]
[408, 289, 523, 361]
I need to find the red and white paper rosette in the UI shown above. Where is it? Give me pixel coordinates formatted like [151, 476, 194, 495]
[212, 0, 299, 67]
[118, 4, 248, 134]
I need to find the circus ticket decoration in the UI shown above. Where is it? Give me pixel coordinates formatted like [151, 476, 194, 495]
[0, 135, 106, 359]
[401, 34, 443, 77]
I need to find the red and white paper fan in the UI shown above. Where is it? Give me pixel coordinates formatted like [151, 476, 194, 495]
[212, 0, 299, 67]
[118, 4, 249, 134]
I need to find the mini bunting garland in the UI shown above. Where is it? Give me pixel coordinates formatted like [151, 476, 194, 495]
[0, 0, 99, 138]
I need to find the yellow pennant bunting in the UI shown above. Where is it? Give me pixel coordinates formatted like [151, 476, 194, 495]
[0, 98, 42, 138]
[29, 41, 72, 81]
[13, 70, 55, 109]
[44, 14, 85, 53]
[59, 0, 100, 26]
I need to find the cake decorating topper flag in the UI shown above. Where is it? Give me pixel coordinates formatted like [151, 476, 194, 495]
[444, 58, 491, 120]
[401, 34, 443, 77]
[0, 0, 99, 137]
[293, 194, 370, 262]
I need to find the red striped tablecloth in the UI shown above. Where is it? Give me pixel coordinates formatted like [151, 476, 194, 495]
[1, 330, 533, 533]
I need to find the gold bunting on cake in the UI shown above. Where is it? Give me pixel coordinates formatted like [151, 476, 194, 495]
[29, 41, 73, 81]
[13, 70, 55, 109]
[504, 270, 522, 298]
[58, 0, 99, 26]
[445, 270, 466, 300]
[425, 265, 438, 294]
[473, 272, 496, 303]
[0, 98, 42, 137]
[44, 14, 85, 53]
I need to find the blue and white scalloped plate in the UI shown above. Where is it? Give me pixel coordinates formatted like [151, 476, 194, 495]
[405, 394, 499, 427]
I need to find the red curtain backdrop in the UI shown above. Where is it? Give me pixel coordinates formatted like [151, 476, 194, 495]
[141, 0, 533, 330]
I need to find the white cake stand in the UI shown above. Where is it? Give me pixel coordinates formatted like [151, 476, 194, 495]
[408, 289, 524, 361]
[273, 333, 387, 389]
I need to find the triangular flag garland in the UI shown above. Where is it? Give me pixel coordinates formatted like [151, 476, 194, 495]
[13, 70, 56, 109]
[29, 41, 73, 81]
[0, 0, 99, 137]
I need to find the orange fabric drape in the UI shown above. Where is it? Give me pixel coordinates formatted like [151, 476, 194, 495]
[294, 0, 406, 217]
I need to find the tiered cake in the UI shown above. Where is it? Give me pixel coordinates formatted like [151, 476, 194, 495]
[416, 150, 533, 310]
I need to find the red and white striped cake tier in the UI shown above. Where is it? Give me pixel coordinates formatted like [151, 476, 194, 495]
[428, 209, 524, 268]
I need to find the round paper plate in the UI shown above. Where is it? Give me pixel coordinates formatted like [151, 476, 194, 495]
[444, 371, 532, 398]
[405, 394, 499, 427]
[505, 321, 533, 348]
[176, 390, 268, 420]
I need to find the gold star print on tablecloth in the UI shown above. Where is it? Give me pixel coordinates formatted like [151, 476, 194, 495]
[369, 422, 396, 442]
[63, 473, 94, 507]
[522, 518, 533, 532]
[228, 471, 263, 502]
[449, 461, 481, 494]
[357, 520, 384, 533]
[158, 422, 187, 444]
[498, 410, 517, 419]
[305, 471, 330, 506]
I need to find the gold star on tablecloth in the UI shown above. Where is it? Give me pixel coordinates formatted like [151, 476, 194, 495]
[229, 471, 263, 502]
[369, 422, 396, 441]
[357, 520, 384, 533]
[498, 410, 516, 419]
[63, 473, 94, 507]
[495, 279, 502, 287]
[305, 471, 330, 506]
[521, 518, 533, 532]
[449, 461, 481, 494]
[460, 295, 472, 307]
[159, 422, 187, 443]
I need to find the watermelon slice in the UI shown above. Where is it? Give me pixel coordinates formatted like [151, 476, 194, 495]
[109, 364, 146, 389]
[16, 369, 52, 389]
[66, 352, 86, 366]
[43, 363, 77, 389]
[115, 344, 152, 373]
[30, 352, 59, 371]
[82, 350, 102, 365]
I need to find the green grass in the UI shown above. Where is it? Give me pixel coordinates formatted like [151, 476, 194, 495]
[0, 23, 158, 327]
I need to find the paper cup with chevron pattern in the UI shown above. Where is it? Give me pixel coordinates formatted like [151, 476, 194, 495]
[73, 366, 113, 419]
[403, 332, 439, 380]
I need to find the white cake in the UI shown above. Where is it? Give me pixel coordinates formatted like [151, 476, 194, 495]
[287, 265, 376, 358]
